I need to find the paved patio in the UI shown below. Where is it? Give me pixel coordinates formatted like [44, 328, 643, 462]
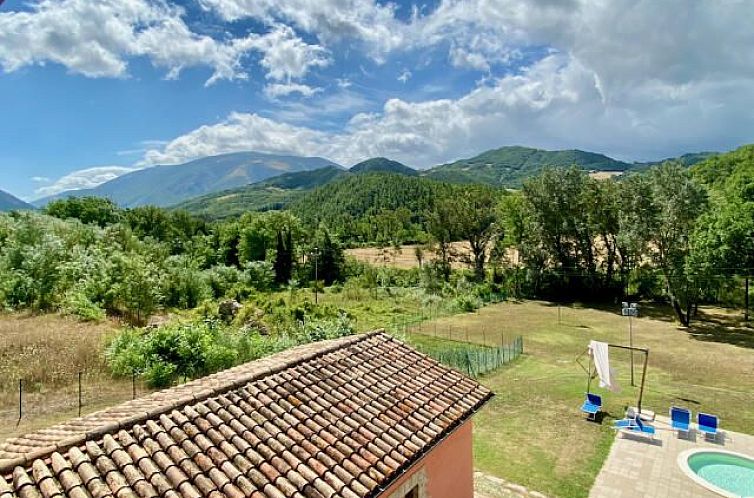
[590, 414, 754, 498]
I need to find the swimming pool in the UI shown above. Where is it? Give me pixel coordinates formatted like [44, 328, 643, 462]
[678, 449, 754, 497]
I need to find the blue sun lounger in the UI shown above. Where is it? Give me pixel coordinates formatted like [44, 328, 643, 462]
[698, 413, 719, 440]
[613, 415, 656, 439]
[580, 393, 602, 420]
[670, 406, 691, 436]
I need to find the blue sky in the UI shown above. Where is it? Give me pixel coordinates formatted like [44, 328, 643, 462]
[1, 0, 753, 200]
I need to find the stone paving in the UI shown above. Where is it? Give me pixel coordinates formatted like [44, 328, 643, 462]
[590, 414, 754, 498]
[474, 471, 551, 498]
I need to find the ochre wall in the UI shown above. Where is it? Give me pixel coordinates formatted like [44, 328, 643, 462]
[378, 419, 475, 498]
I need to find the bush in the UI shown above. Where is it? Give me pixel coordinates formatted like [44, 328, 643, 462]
[106, 314, 356, 388]
[62, 290, 106, 321]
[454, 293, 481, 312]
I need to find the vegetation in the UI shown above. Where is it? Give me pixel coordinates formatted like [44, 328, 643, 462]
[174, 165, 347, 219]
[107, 313, 355, 388]
[350, 157, 418, 176]
[425, 145, 631, 186]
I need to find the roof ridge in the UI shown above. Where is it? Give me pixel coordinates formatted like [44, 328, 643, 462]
[0, 330, 381, 474]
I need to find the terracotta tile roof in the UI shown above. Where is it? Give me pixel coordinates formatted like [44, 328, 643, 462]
[0, 331, 492, 497]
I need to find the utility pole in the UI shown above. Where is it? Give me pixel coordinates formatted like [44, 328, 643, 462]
[622, 302, 639, 386]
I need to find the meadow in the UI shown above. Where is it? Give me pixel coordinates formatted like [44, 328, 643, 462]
[408, 300, 754, 498]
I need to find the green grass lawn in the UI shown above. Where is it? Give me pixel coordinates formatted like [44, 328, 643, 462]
[407, 300, 754, 498]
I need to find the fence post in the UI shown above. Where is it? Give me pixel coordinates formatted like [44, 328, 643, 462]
[78, 372, 83, 417]
[18, 379, 23, 422]
[132, 370, 137, 400]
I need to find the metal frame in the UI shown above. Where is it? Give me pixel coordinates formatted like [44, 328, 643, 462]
[577, 343, 650, 412]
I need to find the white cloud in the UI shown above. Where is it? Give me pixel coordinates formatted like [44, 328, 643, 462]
[139, 49, 754, 169]
[249, 24, 330, 82]
[397, 70, 411, 83]
[31, 176, 51, 183]
[35, 166, 138, 198]
[336, 78, 352, 89]
[140, 113, 329, 166]
[199, 0, 405, 59]
[0, 0, 259, 85]
[264, 82, 321, 99]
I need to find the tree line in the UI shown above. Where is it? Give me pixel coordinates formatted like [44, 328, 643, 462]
[2, 144, 751, 328]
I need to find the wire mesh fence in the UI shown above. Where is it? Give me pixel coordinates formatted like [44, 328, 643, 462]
[415, 336, 523, 378]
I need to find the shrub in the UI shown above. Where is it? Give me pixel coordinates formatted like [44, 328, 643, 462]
[62, 290, 106, 322]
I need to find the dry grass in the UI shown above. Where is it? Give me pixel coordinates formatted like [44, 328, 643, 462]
[0, 313, 147, 440]
[408, 300, 754, 497]
[346, 242, 519, 269]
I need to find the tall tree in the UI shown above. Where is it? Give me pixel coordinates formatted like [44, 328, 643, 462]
[644, 163, 708, 326]
[425, 195, 458, 281]
[453, 186, 502, 280]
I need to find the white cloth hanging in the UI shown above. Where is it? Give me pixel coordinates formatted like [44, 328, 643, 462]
[588, 340, 620, 392]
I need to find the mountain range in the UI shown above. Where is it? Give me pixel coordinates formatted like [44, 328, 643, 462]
[173, 146, 717, 218]
[34, 152, 340, 208]
[31, 145, 718, 216]
[0, 190, 34, 212]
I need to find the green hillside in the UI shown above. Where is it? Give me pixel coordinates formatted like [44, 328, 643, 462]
[692, 144, 753, 191]
[350, 157, 418, 176]
[289, 172, 495, 244]
[424, 146, 630, 186]
[0, 190, 33, 211]
[629, 151, 718, 172]
[175, 166, 347, 219]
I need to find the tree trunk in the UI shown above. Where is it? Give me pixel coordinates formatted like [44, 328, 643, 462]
[671, 297, 690, 327]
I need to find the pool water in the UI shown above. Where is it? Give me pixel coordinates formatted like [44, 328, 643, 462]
[688, 451, 754, 497]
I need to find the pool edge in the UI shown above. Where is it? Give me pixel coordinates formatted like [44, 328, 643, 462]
[677, 448, 754, 498]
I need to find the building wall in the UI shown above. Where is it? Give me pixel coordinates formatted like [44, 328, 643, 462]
[380, 419, 475, 498]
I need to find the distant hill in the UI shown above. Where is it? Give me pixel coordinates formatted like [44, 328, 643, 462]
[0, 190, 33, 211]
[423, 146, 631, 186]
[35, 152, 341, 208]
[289, 172, 472, 226]
[629, 151, 718, 172]
[692, 144, 753, 190]
[350, 157, 418, 176]
[175, 165, 347, 218]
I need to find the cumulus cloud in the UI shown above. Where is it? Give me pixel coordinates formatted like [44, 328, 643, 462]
[199, 0, 405, 59]
[139, 48, 754, 169]
[140, 113, 329, 166]
[34, 166, 138, 198]
[0, 0, 256, 84]
[264, 82, 321, 99]
[250, 24, 330, 82]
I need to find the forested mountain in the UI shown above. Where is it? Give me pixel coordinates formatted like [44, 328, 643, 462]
[35, 152, 341, 208]
[175, 165, 347, 218]
[0, 190, 33, 211]
[350, 157, 418, 176]
[289, 172, 495, 244]
[424, 146, 631, 186]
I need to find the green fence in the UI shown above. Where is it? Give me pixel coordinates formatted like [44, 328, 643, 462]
[415, 336, 523, 378]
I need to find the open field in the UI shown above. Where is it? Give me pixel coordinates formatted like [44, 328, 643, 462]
[346, 243, 468, 269]
[407, 301, 754, 498]
[0, 314, 148, 440]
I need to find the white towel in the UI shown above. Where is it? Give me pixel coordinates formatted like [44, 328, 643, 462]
[588, 340, 620, 392]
